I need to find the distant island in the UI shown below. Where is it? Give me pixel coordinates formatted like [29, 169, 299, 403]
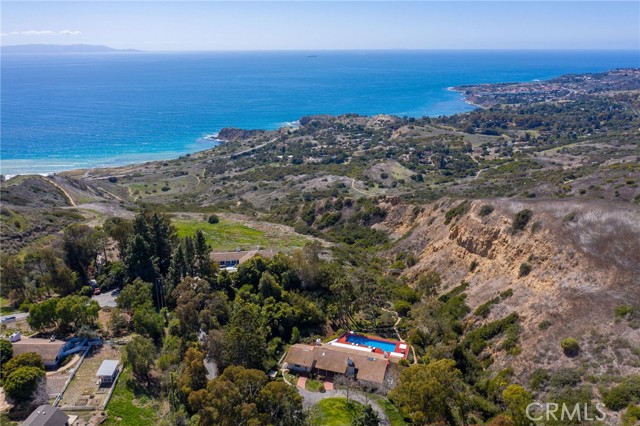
[0, 44, 142, 54]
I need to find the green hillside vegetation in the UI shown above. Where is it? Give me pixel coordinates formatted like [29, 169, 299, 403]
[172, 216, 308, 251]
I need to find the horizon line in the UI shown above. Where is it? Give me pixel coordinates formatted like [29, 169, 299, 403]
[2, 45, 640, 53]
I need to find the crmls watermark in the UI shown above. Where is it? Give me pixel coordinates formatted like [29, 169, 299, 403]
[526, 402, 607, 422]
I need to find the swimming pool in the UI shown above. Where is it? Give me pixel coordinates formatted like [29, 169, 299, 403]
[345, 334, 398, 353]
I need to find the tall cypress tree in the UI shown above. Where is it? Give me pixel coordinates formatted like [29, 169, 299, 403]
[150, 212, 173, 275]
[184, 236, 195, 277]
[194, 230, 213, 280]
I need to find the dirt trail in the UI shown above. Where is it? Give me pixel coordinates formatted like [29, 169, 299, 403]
[351, 178, 368, 195]
[43, 177, 76, 206]
[381, 307, 418, 364]
[95, 186, 124, 202]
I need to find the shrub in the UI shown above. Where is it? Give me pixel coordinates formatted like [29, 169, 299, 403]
[444, 201, 469, 225]
[511, 209, 533, 233]
[389, 260, 406, 270]
[530, 368, 550, 391]
[469, 260, 478, 272]
[463, 313, 519, 355]
[319, 384, 325, 393]
[622, 405, 640, 426]
[416, 270, 442, 299]
[500, 289, 513, 299]
[398, 358, 410, 367]
[549, 368, 581, 389]
[392, 286, 419, 304]
[538, 319, 552, 331]
[615, 305, 633, 318]
[479, 205, 495, 217]
[560, 338, 580, 357]
[474, 298, 499, 318]
[207, 214, 220, 224]
[603, 377, 640, 411]
[394, 300, 412, 317]
[518, 263, 532, 277]
[316, 212, 342, 229]
[530, 221, 541, 233]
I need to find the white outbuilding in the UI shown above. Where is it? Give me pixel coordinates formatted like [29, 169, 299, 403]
[96, 359, 119, 385]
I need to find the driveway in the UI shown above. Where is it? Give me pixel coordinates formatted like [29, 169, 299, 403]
[92, 292, 117, 308]
[297, 387, 389, 425]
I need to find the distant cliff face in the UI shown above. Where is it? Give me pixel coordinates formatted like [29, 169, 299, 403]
[217, 127, 266, 142]
[378, 198, 640, 379]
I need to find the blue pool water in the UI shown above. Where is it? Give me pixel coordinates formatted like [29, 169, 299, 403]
[2, 50, 639, 175]
[345, 334, 398, 353]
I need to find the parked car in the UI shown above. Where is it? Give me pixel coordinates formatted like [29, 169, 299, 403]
[111, 288, 121, 296]
[9, 331, 21, 342]
[94, 288, 102, 295]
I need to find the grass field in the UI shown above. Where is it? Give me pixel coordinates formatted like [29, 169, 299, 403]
[103, 368, 163, 426]
[0, 297, 16, 315]
[171, 217, 308, 251]
[310, 398, 364, 426]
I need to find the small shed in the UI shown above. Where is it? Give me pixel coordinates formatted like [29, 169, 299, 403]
[96, 359, 119, 385]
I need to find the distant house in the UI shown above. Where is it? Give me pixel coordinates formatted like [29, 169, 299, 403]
[12, 338, 66, 370]
[22, 404, 69, 426]
[283, 343, 389, 389]
[210, 249, 276, 269]
[96, 359, 120, 386]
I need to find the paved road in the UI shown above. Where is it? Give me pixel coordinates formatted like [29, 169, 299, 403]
[298, 387, 390, 425]
[0, 312, 28, 322]
[92, 292, 117, 308]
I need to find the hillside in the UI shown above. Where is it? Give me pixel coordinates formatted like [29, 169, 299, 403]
[0, 44, 141, 54]
[381, 198, 640, 373]
[2, 69, 639, 425]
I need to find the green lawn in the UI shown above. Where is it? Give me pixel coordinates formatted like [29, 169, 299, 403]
[310, 398, 365, 426]
[283, 370, 298, 385]
[171, 217, 307, 251]
[103, 368, 163, 426]
[306, 378, 324, 392]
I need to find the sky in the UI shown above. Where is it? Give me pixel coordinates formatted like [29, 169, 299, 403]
[1, 1, 639, 51]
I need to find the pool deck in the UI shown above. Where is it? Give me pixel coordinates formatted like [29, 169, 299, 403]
[331, 331, 409, 359]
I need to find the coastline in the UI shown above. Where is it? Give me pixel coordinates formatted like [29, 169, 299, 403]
[4, 49, 638, 177]
[446, 86, 485, 109]
[0, 137, 224, 179]
[4, 64, 637, 178]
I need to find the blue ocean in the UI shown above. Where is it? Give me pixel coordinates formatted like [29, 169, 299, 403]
[2, 50, 639, 175]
